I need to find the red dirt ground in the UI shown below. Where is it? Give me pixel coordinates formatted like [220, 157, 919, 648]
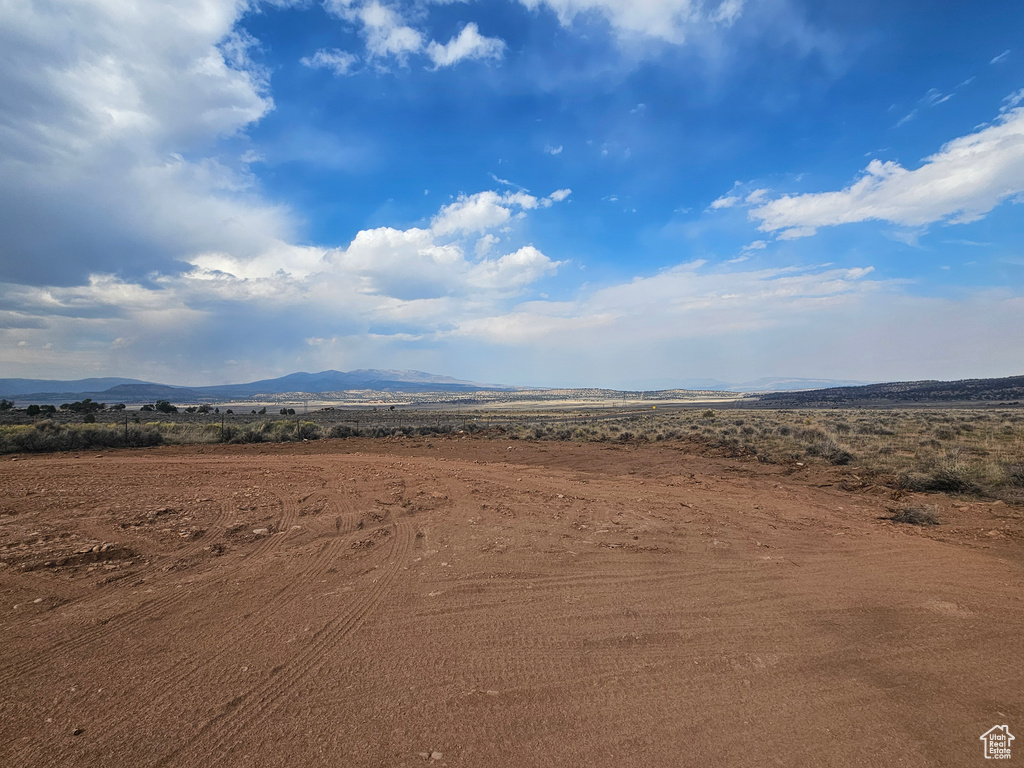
[1, 438, 1022, 767]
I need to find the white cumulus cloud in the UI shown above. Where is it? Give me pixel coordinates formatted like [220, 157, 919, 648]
[430, 189, 570, 236]
[323, 1, 505, 69]
[427, 23, 506, 68]
[750, 103, 1024, 239]
[362, 4, 423, 59]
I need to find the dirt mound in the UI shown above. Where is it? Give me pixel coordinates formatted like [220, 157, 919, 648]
[1, 439, 1022, 767]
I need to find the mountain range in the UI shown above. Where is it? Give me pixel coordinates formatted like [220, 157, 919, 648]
[2, 370, 1020, 405]
[0, 369, 507, 403]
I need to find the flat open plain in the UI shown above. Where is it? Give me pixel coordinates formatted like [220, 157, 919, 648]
[2, 438, 1022, 767]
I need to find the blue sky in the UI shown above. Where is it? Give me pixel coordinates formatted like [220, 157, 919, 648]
[1, 0, 1022, 389]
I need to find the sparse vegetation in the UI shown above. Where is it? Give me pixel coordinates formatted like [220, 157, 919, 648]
[0, 420, 163, 452]
[1, 401, 1022, 503]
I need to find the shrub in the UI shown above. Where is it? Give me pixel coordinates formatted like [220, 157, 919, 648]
[235, 424, 269, 443]
[897, 465, 980, 494]
[1003, 464, 1024, 488]
[889, 506, 940, 526]
[805, 436, 855, 465]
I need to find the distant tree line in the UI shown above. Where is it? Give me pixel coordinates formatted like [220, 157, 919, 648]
[140, 400, 178, 413]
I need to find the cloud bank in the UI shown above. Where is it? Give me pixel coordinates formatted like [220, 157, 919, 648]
[0, 0, 291, 285]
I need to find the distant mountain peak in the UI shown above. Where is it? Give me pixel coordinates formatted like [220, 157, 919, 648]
[0, 369, 510, 402]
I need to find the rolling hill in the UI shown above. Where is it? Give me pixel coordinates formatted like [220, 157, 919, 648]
[753, 375, 1024, 406]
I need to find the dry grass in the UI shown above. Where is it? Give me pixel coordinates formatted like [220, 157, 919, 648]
[477, 407, 1024, 503]
[3, 406, 1023, 503]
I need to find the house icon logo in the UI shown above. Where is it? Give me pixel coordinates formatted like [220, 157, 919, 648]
[980, 725, 1014, 759]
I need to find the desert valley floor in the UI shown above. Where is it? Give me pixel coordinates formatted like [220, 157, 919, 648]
[1, 438, 1022, 767]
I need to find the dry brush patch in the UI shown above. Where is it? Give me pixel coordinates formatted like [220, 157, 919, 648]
[2, 406, 1023, 503]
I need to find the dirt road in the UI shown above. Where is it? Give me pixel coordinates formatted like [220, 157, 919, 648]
[1, 438, 1021, 767]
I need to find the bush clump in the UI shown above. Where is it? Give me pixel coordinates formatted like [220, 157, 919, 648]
[0, 423, 162, 454]
[805, 436, 855, 465]
[897, 463, 980, 494]
[888, 506, 940, 526]
[1002, 464, 1024, 488]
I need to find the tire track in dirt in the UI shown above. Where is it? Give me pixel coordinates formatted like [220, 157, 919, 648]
[397, 573, 715, 695]
[239, 489, 301, 561]
[150, 519, 415, 768]
[151, 495, 371, 707]
[0, 498, 237, 687]
[302, 487, 362, 539]
[22, 493, 394, 768]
